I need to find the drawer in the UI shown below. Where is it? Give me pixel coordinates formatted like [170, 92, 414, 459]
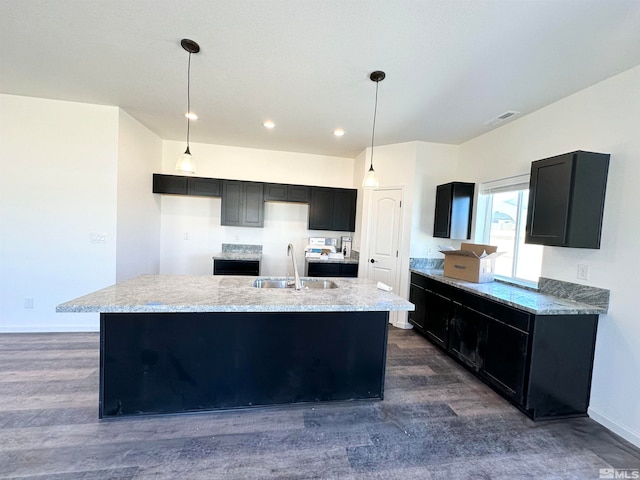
[410, 273, 452, 299]
[452, 289, 530, 332]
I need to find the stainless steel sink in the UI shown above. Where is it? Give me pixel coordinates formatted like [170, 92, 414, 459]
[252, 278, 338, 289]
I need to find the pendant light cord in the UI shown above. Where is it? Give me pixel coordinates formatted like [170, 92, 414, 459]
[370, 80, 379, 170]
[186, 51, 192, 151]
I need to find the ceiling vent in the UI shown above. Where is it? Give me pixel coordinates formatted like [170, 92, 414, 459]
[483, 110, 520, 127]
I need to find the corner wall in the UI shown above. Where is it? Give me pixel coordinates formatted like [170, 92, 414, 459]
[0, 95, 119, 332]
[116, 110, 162, 281]
[457, 65, 640, 447]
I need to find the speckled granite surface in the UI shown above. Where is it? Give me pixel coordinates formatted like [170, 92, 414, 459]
[56, 275, 414, 313]
[410, 268, 607, 315]
[213, 243, 263, 261]
[538, 277, 610, 311]
[306, 257, 359, 264]
[410, 257, 445, 269]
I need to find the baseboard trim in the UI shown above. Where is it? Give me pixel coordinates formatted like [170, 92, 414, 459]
[588, 407, 640, 448]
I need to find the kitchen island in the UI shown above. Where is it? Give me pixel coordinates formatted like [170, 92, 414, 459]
[57, 275, 414, 418]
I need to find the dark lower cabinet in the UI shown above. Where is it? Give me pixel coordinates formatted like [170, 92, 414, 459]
[306, 262, 358, 277]
[480, 316, 528, 404]
[449, 304, 484, 370]
[409, 272, 599, 420]
[213, 259, 260, 276]
[409, 273, 452, 349]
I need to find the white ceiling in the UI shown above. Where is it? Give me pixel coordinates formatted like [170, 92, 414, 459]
[2, 0, 640, 158]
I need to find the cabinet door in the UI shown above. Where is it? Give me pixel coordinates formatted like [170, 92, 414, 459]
[153, 174, 188, 195]
[449, 305, 485, 370]
[525, 153, 573, 246]
[408, 284, 428, 330]
[433, 184, 452, 237]
[221, 181, 244, 226]
[263, 183, 288, 202]
[333, 189, 357, 232]
[213, 259, 260, 276]
[423, 290, 451, 349]
[309, 188, 334, 230]
[187, 177, 220, 197]
[307, 262, 341, 277]
[481, 319, 529, 404]
[287, 185, 310, 203]
[340, 263, 358, 277]
[242, 182, 264, 227]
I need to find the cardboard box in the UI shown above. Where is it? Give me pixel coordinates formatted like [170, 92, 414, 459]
[442, 243, 502, 283]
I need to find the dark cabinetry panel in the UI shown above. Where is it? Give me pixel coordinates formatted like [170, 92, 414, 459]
[153, 174, 188, 195]
[408, 273, 452, 349]
[525, 150, 610, 248]
[187, 177, 220, 197]
[433, 182, 474, 239]
[309, 187, 357, 232]
[307, 262, 358, 278]
[213, 259, 260, 276]
[221, 181, 264, 227]
[409, 272, 598, 420]
[153, 174, 221, 197]
[264, 183, 310, 203]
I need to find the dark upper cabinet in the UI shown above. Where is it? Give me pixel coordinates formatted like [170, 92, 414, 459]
[153, 174, 220, 197]
[187, 177, 220, 197]
[433, 182, 475, 239]
[525, 150, 610, 248]
[221, 181, 264, 227]
[153, 174, 188, 195]
[309, 187, 357, 232]
[264, 183, 310, 203]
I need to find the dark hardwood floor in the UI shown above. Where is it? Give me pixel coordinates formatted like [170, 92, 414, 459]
[1, 328, 638, 479]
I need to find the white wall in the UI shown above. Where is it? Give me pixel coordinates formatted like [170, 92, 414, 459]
[116, 110, 162, 282]
[159, 140, 355, 277]
[457, 65, 640, 447]
[0, 95, 119, 332]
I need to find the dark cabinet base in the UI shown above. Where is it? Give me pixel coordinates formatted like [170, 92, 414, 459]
[100, 311, 389, 418]
[213, 259, 260, 276]
[409, 273, 599, 421]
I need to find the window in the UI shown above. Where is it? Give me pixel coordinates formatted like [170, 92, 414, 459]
[478, 175, 543, 284]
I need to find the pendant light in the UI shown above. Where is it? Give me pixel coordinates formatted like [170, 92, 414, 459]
[362, 70, 385, 188]
[176, 39, 200, 174]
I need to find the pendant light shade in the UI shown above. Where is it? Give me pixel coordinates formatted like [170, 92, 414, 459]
[176, 39, 200, 174]
[362, 70, 385, 188]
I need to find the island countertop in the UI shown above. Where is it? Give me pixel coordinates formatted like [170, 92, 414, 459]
[57, 275, 415, 314]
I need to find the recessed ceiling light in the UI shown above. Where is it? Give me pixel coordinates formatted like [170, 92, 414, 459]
[185, 112, 198, 120]
[263, 120, 275, 129]
[333, 129, 345, 137]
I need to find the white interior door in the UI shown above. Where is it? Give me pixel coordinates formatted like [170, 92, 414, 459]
[367, 188, 402, 290]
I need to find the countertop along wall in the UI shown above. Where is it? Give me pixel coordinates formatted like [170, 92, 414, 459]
[159, 140, 356, 278]
[456, 65, 640, 448]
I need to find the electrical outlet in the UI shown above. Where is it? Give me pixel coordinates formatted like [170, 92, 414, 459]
[427, 247, 433, 255]
[24, 298, 34, 309]
[90, 232, 106, 243]
[577, 264, 589, 280]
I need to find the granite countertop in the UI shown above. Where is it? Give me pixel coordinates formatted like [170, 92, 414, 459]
[213, 252, 262, 261]
[410, 268, 606, 315]
[57, 275, 414, 314]
[305, 257, 359, 264]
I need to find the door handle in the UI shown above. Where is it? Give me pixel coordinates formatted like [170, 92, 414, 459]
[370, 259, 376, 264]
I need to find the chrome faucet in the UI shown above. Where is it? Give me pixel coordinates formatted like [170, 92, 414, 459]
[287, 243, 303, 290]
